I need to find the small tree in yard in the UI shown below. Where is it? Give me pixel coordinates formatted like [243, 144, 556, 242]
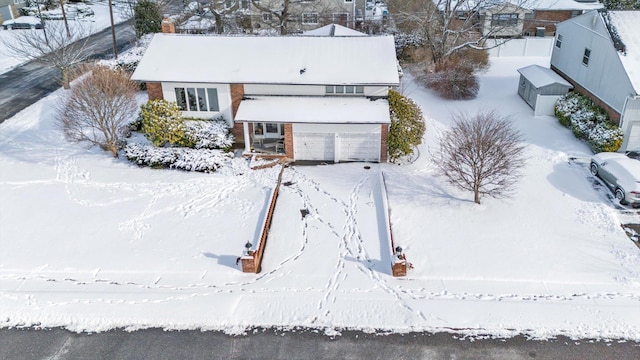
[388, 89, 426, 162]
[58, 65, 139, 157]
[140, 100, 191, 147]
[437, 110, 526, 204]
[2, 21, 92, 89]
[135, 0, 162, 38]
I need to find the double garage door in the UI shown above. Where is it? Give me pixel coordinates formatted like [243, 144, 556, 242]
[293, 124, 381, 162]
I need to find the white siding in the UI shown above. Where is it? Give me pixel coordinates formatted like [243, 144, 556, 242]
[551, 12, 636, 114]
[161, 82, 233, 126]
[244, 84, 388, 97]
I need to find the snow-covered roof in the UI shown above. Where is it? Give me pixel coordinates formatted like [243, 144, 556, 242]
[608, 11, 640, 93]
[131, 34, 399, 85]
[531, 0, 603, 11]
[234, 96, 390, 124]
[303, 24, 367, 37]
[517, 64, 573, 89]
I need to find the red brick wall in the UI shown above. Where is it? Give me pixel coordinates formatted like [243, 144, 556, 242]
[380, 124, 389, 163]
[230, 84, 244, 119]
[161, 18, 175, 34]
[551, 65, 622, 124]
[284, 124, 294, 159]
[524, 10, 573, 35]
[146, 82, 163, 101]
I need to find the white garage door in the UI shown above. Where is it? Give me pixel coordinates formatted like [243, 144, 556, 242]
[293, 124, 381, 162]
[294, 133, 335, 161]
[626, 123, 640, 151]
[337, 133, 380, 162]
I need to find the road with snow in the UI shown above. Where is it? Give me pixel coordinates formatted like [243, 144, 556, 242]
[1, 328, 638, 359]
[0, 19, 135, 124]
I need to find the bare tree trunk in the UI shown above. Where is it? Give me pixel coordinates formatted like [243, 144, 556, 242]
[62, 68, 70, 89]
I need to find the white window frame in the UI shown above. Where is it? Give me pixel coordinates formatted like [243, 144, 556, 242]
[174, 87, 220, 112]
[582, 48, 591, 66]
[302, 13, 319, 25]
[555, 34, 562, 49]
[262, 13, 273, 22]
[491, 13, 519, 27]
[325, 85, 364, 95]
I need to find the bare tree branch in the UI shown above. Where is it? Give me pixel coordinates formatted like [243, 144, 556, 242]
[437, 110, 526, 204]
[2, 21, 93, 89]
[58, 64, 139, 157]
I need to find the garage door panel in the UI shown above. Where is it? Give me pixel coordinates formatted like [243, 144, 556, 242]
[294, 133, 335, 161]
[338, 133, 380, 162]
[627, 123, 640, 151]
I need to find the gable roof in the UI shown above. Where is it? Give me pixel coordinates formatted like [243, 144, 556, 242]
[517, 65, 572, 89]
[607, 11, 640, 93]
[303, 24, 367, 37]
[131, 34, 399, 86]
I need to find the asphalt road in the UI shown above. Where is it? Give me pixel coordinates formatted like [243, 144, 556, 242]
[0, 328, 638, 360]
[0, 19, 136, 124]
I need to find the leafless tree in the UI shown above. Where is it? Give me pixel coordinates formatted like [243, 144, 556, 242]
[2, 21, 92, 89]
[390, 0, 533, 66]
[436, 110, 526, 204]
[251, 0, 348, 34]
[58, 65, 139, 157]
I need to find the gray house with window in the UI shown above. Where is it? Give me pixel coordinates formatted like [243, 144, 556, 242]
[550, 10, 640, 152]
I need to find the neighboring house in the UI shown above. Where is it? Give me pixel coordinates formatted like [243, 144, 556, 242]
[131, 21, 399, 162]
[476, 0, 603, 37]
[250, 0, 369, 33]
[0, 0, 25, 23]
[550, 10, 640, 152]
[522, 0, 603, 36]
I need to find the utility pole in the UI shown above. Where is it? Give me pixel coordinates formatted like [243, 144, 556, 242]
[108, 0, 118, 59]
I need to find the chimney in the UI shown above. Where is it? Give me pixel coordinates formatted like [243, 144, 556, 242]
[161, 17, 175, 34]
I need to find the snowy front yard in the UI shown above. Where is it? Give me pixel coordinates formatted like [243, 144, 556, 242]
[1, 56, 639, 340]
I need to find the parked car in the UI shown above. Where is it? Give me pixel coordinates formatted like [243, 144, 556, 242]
[590, 152, 640, 206]
[2, 16, 43, 30]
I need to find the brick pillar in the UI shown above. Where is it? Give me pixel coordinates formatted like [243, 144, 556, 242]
[161, 18, 175, 34]
[380, 123, 389, 163]
[230, 84, 245, 119]
[146, 82, 163, 101]
[284, 124, 294, 159]
[231, 122, 245, 146]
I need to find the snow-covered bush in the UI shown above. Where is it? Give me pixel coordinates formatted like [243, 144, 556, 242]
[393, 31, 425, 59]
[139, 100, 192, 147]
[555, 92, 623, 153]
[124, 143, 232, 172]
[184, 117, 234, 150]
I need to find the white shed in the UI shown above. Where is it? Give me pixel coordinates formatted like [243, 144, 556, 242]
[517, 65, 573, 116]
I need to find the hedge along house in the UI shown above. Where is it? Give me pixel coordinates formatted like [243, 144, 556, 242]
[517, 64, 572, 116]
[131, 20, 399, 163]
[550, 10, 640, 152]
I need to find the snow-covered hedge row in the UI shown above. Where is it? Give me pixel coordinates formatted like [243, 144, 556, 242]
[393, 31, 425, 58]
[555, 92, 623, 153]
[124, 143, 233, 173]
[184, 117, 234, 150]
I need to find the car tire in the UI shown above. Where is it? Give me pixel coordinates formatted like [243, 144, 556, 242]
[590, 163, 598, 176]
[615, 188, 627, 205]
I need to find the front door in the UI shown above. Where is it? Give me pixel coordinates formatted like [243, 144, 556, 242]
[254, 123, 284, 139]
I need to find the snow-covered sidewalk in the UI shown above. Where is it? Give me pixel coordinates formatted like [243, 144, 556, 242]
[1, 57, 639, 340]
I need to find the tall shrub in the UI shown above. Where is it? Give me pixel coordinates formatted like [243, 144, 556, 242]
[388, 90, 426, 162]
[140, 100, 192, 147]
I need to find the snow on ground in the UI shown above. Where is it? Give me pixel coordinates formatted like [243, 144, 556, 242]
[0, 1, 128, 74]
[1, 56, 640, 340]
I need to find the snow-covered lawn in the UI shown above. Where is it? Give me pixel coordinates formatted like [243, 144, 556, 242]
[1, 56, 639, 340]
[0, 1, 128, 74]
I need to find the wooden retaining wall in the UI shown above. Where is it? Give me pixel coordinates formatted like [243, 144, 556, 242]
[380, 171, 409, 277]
